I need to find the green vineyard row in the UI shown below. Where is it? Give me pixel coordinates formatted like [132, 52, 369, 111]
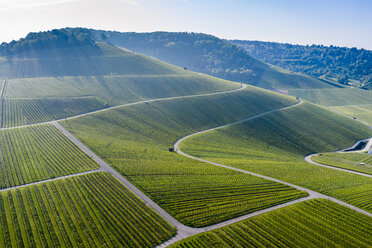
[0, 124, 99, 188]
[0, 172, 175, 247]
[172, 199, 372, 248]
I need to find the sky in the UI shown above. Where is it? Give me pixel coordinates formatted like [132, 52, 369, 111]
[0, 0, 371, 49]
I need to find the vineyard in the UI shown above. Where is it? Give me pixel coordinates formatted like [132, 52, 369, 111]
[60, 88, 309, 227]
[0, 172, 176, 247]
[179, 101, 372, 213]
[288, 88, 372, 106]
[0, 42, 184, 78]
[57, 74, 239, 105]
[5, 74, 238, 104]
[2, 29, 372, 248]
[334, 104, 372, 125]
[0, 124, 99, 188]
[134, 167, 307, 227]
[312, 152, 372, 175]
[5, 77, 88, 98]
[171, 199, 372, 248]
[1, 97, 107, 127]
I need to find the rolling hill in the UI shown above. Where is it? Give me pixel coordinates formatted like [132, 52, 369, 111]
[88, 29, 335, 90]
[0, 29, 239, 127]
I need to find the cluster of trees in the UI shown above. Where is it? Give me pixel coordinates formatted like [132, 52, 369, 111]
[232, 40, 372, 89]
[0, 29, 100, 57]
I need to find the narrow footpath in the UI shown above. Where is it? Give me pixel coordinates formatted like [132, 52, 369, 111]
[0, 84, 246, 130]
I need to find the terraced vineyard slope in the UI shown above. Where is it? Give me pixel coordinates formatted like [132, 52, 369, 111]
[334, 104, 372, 125]
[171, 199, 372, 248]
[0, 173, 175, 247]
[180, 102, 372, 213]
[288, 88, 372, 106]
[1, 97, 107, 128]
[61, 87, 310, 227]
[312, 152, 372, 175]
[0, 124, 99, 188]
[0, 29, 240, 127]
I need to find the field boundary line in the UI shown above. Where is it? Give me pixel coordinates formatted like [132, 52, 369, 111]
[0, 84, 246, 130]
[0, 168, 101, 193]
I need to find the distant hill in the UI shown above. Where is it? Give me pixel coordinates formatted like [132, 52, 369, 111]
[231, 40, 372, 89]
[0, 29, 189, 78]
[89, 30, 336, 90]
[0, 28, 241, 127]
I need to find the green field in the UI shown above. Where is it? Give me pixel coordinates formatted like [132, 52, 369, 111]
[334, 104, 372, 125]
[5, 77, 88, 98]
[288, 88, 372, 106]
[0, 124, 100, 188]
[0, 42, 185, 78]
[312, 152, 372, 175]
[61, 87, 311, 227]
[1, 74, 239, 127]
[58, 74, 239, 105]
[171, 199, 372, 248]
[1, 97, 107, 127]
[0, 172, 175, 247]
[180, 102, 372, 213]
[255, 65, 336, 90]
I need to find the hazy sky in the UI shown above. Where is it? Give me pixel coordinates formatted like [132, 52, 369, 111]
[0, 0, 371, 49]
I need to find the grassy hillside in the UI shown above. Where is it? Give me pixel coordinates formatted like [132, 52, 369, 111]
[2, 97, 106, 128]
[0, 42, 185, 79]
[288, 88, 372, 106]
[56, 74, 238, 105]
[92, 29, 333, 90]
[61, 87, 309, 227]
[0, 124, 100, 188]
[180, 102, 372, 212]
[0, 173, 175, 247]
[1, 74, 238, 127]
[334, 104, 372, 125]
[172, 199, 372, 248]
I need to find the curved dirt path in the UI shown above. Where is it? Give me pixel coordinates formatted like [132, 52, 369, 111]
[305, 154, 372, 178]
[0, 84, 246, 130]
[304, 106, 372, 177]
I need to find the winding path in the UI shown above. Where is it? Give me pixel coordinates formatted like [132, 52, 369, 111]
[304, 106, 372, 177]
[305, 154, 372, 178]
